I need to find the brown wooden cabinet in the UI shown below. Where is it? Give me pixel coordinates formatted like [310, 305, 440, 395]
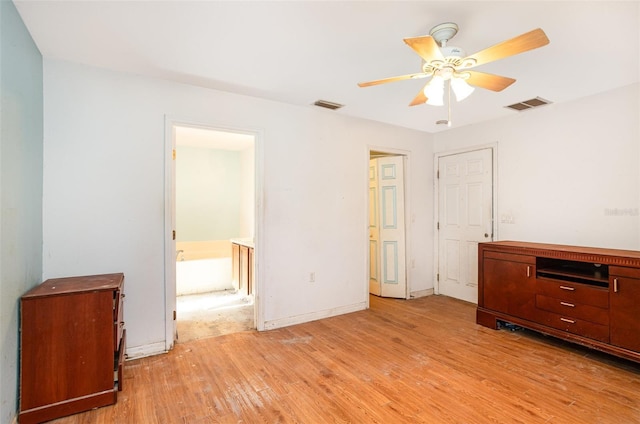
[482, 251, 537, 321]
[609, 266, 640, 352]
[477, 241, 640, 363]
[232, 241, 254, 296]
[19, 273, 125, 423]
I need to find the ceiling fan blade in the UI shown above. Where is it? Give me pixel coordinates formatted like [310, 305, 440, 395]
[409, 87, 428, 106]
[465, 71, 516, 92]
[358, 72, 428, 87]
[464, 28, 549, 68]
[403, 35, 445, 63]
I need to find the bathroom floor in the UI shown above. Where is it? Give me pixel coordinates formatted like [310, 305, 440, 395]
[176, 289, 255, 343]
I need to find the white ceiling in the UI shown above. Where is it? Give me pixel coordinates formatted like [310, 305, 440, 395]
[13, 0, 640, 134]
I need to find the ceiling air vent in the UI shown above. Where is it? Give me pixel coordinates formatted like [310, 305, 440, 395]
[505, 97, 552, 112]
[313, 100, 344, 110]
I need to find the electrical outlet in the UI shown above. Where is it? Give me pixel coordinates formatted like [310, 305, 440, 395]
[309, 272, 315, 283]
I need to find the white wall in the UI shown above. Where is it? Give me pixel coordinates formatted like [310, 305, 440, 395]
[0, 0, 43, 421]
[42, 59, 434, 355]
[239, 145, 255, 238]
[434, 83, 640, 250]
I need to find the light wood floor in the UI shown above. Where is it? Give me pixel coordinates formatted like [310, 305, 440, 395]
[51, 295, 640, 423]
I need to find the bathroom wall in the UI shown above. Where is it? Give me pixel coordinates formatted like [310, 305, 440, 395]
[175, 143, 255, 295]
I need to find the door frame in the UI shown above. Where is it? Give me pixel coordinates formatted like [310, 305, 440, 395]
[433, 143, 498, 297]
[366, 146, 412, 304]
[163, 115, 265, 351]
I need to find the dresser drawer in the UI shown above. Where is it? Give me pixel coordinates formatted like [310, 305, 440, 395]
[535, 309, 609, 343]
[536, 295, 609, 325]
[113, 290, 124, 350]
[114, 330, 126, 391]
[536, 278, 609, 308]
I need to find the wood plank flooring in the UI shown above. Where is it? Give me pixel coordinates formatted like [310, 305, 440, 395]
[50, 295, 640, 423]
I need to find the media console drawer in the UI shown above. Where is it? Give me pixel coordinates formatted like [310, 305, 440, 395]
[477, 241, 640, 364]
[535, 294, 609, 325]
[534, 308, 610, 343]
[536, 278, 609, 308]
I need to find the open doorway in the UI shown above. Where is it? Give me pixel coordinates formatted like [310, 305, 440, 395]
[368, 149, 408, 299]
[173, 125, 256, 342]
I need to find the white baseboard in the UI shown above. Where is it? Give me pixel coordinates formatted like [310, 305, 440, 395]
[263, 301, 367, 330]
[125, 342, 167, 360]
[410, 288, 434, 298]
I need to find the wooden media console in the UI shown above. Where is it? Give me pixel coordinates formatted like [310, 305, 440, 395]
[477, 241, 640, 363]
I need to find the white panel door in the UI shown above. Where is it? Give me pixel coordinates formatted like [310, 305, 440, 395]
[376, 156, 407, 299]
[438, 149, 493, 303]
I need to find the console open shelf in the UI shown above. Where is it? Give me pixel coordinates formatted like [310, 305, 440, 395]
[536, 257, 609, 288]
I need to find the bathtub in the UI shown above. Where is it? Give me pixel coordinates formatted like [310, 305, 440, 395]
[176, 240, 233, 295]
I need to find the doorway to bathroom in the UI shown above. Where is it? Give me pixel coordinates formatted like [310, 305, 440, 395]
[172, 124, 256, 343]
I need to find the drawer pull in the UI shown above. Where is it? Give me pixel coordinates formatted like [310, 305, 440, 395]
[560, 302, 575, 307]
[613, 278, 618, 293]
[559, 285, 575, 291]
[560, 318, 575, 324]
[526, 266, 531, 278]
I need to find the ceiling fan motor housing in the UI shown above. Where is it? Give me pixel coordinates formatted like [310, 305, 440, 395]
[440, 46, 465, 58]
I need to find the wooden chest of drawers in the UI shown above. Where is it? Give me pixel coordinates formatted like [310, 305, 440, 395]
[19, 273, 125, 423]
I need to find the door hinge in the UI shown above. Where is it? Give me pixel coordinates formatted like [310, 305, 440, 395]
[437, 222, 440, 230]
[172, 230, 176, 240]
[172, 149, 176, 160]
[437, 273, 440, 282]
[173, 310, 176, 320]
[437, 169, 439, 179]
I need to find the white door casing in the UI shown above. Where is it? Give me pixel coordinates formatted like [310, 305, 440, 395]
[369, 159, 381, 296]
[165, 117, 263, 352]
[369, 155, 407, 299]
[437, 148, 493, 304]
[164, 120, 178, 351]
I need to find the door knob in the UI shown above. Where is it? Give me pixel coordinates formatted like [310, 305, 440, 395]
[484, 233, 489, 238]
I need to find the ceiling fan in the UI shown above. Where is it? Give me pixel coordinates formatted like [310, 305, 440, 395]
[358, 23, 550, 108]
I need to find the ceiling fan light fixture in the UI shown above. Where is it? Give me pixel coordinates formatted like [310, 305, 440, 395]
[460, 58, 477, 68]
[438, 67, 454, 80]
[358, 23, 550, 113]
[451, 77, 475, 102]
[424, 75, 445, 106]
